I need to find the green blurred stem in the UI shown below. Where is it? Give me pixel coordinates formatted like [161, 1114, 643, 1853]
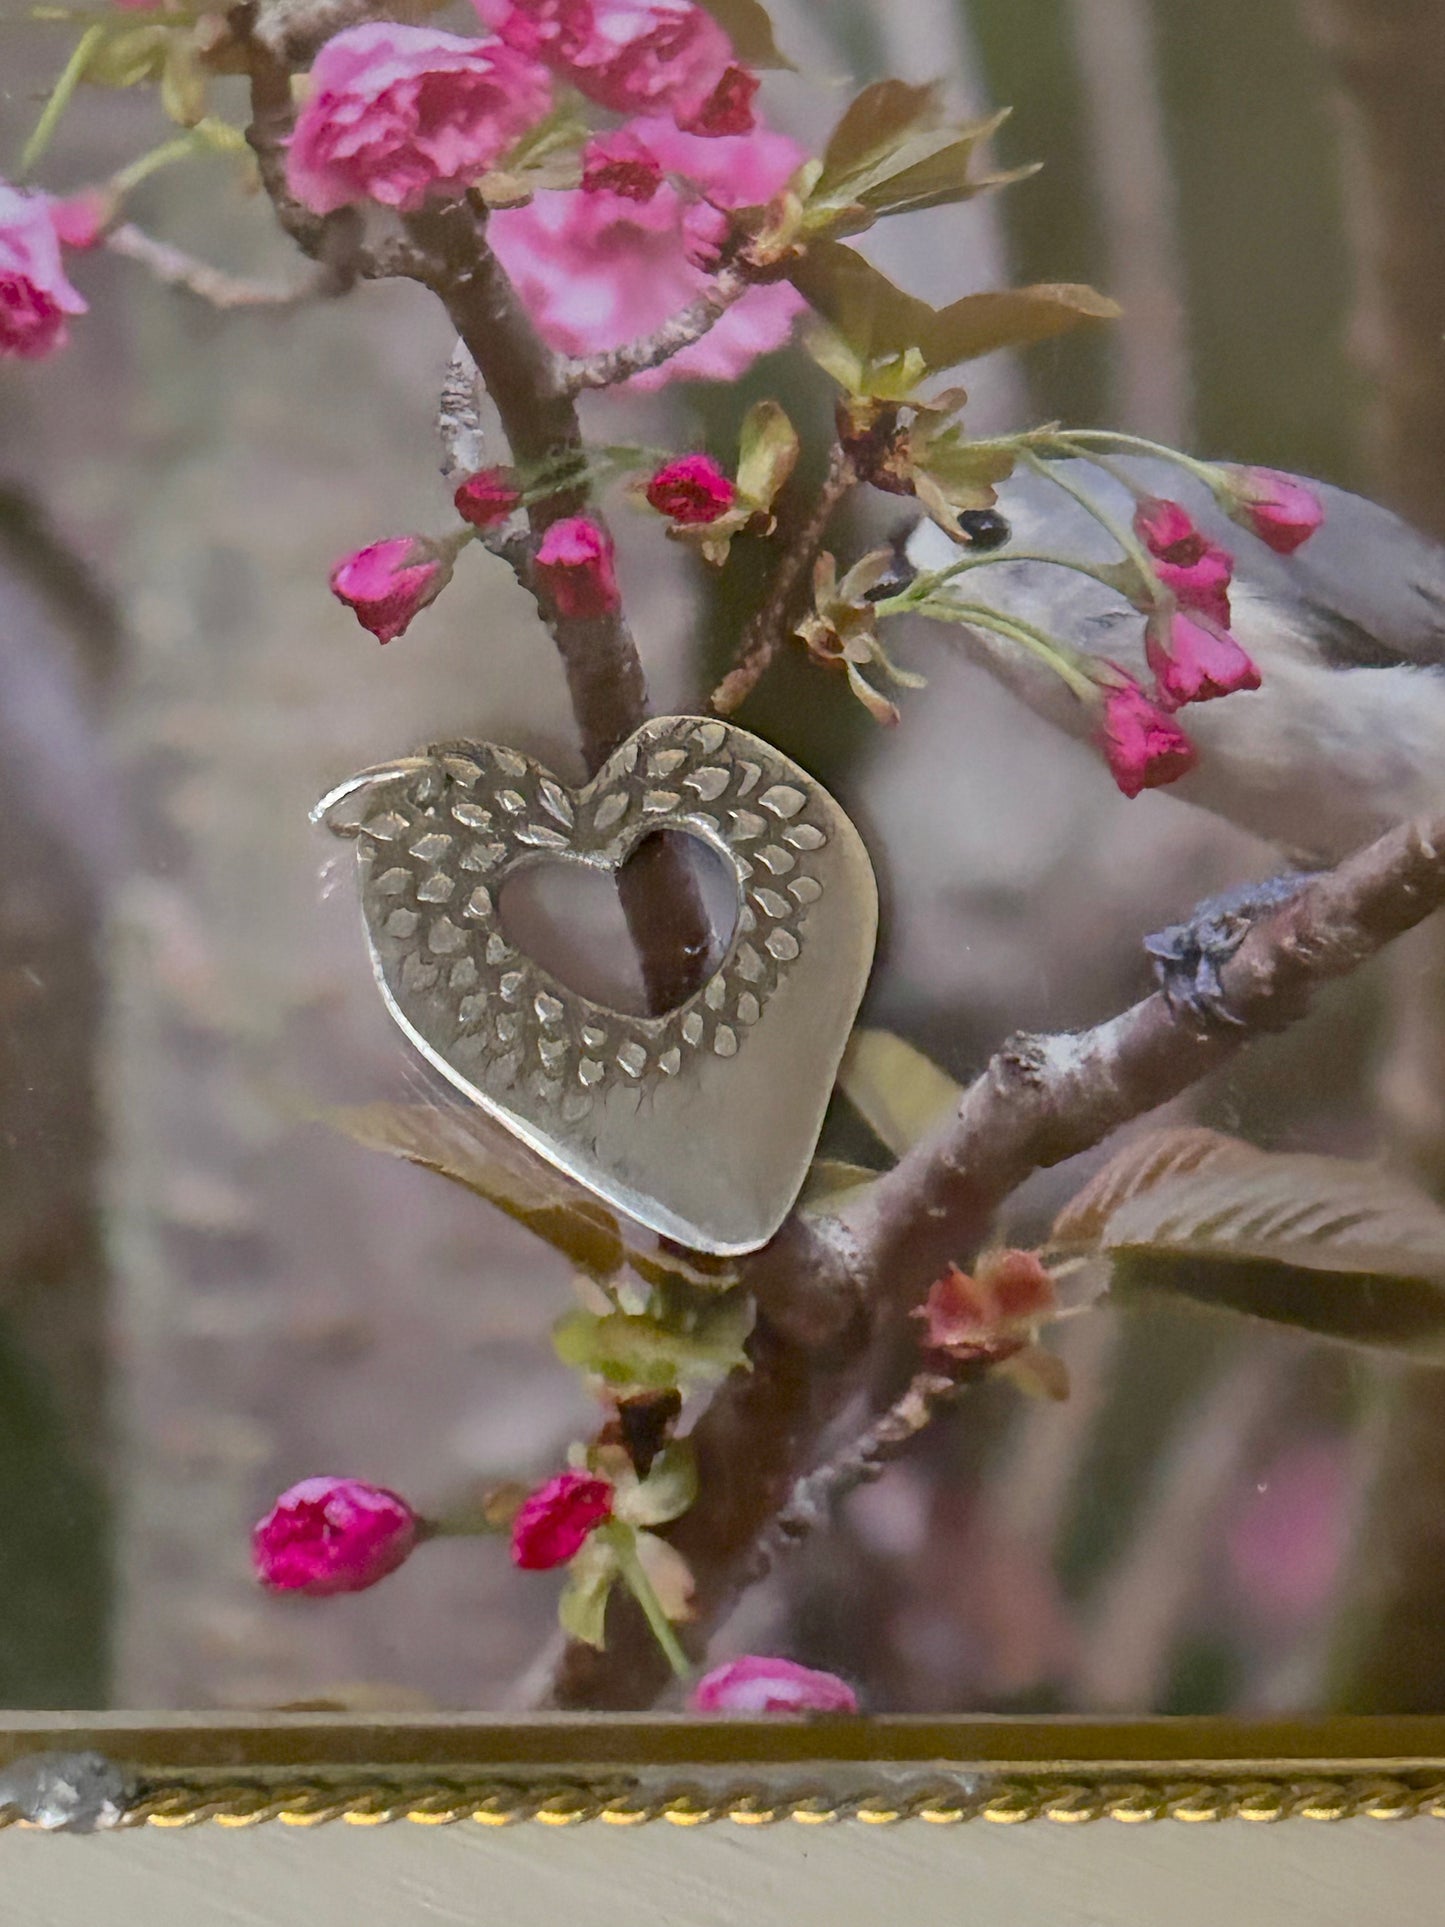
[20, 22, 108, 175]
[883, 546, 1130, 609]
[911, 597, 1100, 704]
[1047, 429, 1228, 494]
[110, 133, 203, 198]
[601, 1523, 691, 1682]
[1020, 447, 1167, 601]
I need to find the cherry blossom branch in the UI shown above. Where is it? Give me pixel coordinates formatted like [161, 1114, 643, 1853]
[710, 442, 857, 715]
[543, 810, 1445, 1706]
[763, 1359, 995, 1559]
[557, 259, 756, 394]
[104, 222, 321, 308]
[235, 4, 711, 1011]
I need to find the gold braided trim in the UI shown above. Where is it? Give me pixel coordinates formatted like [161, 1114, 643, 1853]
[50, 1775, 1445, 1829]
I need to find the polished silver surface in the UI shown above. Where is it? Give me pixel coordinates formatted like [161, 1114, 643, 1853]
[316, 716, 878, 1254]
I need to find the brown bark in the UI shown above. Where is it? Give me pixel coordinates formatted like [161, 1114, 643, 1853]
[547, 812, 1445, 1706]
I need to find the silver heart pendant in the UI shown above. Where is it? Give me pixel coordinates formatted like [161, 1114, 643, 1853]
[315, 716, 877, 1254]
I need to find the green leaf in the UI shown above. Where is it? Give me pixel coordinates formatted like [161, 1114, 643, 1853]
[1061, 1129, 1445, 1360]
[837, 1028, 962, 1158]
[553, 1291, 754, 1390]
[799, 1157, 882, 1210]
[86, 23, 170, 86]
[790, 243, 1119, 374]
[809, 87, 1024, 236]
[317, 1101, 627, 1280]
[924, 283, 1122, 370]
[818, 79, 948, 186]
[790, 240, 937, 363]
[735, 399, 800, 510]
[557, 1541, 618, 1649]
[694, 0, 794, 68]
[616, 1443, 698, 1528]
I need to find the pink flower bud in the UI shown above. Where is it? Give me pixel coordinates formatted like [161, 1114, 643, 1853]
[286, 23, 552, 215]
[510, 1470, 614, 1570]
[917, 1252, 1056, 1356]
[253, 1477, 419, 1596]
[1225, 466, 1325, 555]
[645, 453, 736, 524]
[454, 466, 523, 529]
[535, 516, 621, 618]
[581, 130, 663, 202]
[1133, 496, 1234, 625]
[1145, 606, 1261, 708]
[1133, 495, 1196, 553]
[676, 63, 759, 137]
[0, 182, 87, 361]
[47, 190, 111, 252]
[1098, 674, 1198, 799]
[329, 535, 450, 644]
[689, 1655, 859, 1715]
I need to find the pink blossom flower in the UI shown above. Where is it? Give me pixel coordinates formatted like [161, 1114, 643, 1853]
[511, 1470, 614, 1569]
[454, 465, 523, 527]
[581, 129, 663, 202]
[329, 535, 452, 643]
[1133, 495, 1234, 624]
[535, 516, 621, 617]
[1098, 674, 1198, 799]
[1145, 606, 1261, 708]
[690, 1655, 859, 1714]
[253, 1477, 419, 1596]
[645, 453, 735, 523]
[0, 182, 87, 361]
[477, 0, 745, 132]
[489, 115, 807, 387]
[286, 23, 552, 215]
[1224, 466, 1325, 555]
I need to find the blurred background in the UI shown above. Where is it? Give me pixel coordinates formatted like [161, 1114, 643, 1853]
[1, 0, 1443, 1713]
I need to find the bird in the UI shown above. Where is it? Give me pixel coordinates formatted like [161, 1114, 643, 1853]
[902, 455, 1445, 1019]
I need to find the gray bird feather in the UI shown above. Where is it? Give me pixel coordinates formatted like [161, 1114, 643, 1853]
[906, 456, 1445, 862]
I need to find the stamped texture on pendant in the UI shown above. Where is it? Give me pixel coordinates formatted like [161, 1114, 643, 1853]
[316, 715, 878, 1255]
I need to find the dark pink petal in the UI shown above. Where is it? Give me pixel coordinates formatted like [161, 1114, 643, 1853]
[286, 23, 552, 215]
[253, 1478, 419, 1596]
[1145, 607, 1261, 708]
[1098, 674, 1198, 798]
[510, 1470, 614, 1569]
[676, 64, 759, 137]
[645, 452, 736, 523]
[454, 466, 523, 527]
[535, 517, 621, 617]
[1226, 466, 1325, 555]
[690, 1655, 859, 1714]
[329, 535, 448, 643]
[0, 181, 87, 361]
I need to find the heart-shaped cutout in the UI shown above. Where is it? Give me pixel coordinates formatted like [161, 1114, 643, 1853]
[496, 830, 738, 1017]
[317, 716, 878, 1254]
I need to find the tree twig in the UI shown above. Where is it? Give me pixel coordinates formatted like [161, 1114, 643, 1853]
[710, 443, 856, 716]
[543, 811, 1445, 1706]
[557, 261, 757, 394]
[105, 222, 320, 309]
[235, 5, 712, 1013]
[437, 341, 487, 484]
